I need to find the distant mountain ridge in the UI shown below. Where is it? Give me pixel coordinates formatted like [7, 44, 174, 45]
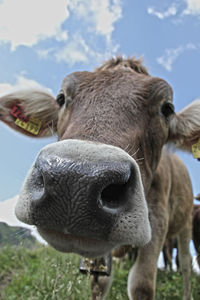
[0, 221, 39, 248]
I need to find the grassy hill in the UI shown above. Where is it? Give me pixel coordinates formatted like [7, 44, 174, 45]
[0, 245, 200, 300]
[0, 222, 39, 249]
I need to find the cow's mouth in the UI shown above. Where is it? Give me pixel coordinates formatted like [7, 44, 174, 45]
[37, 227, 115, 257]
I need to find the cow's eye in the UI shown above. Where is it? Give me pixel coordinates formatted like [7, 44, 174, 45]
[56, 93, 65, 107]
[161, 102, 174, 119]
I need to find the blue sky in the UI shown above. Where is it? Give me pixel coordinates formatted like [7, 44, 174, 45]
[1, 0, 200, 207]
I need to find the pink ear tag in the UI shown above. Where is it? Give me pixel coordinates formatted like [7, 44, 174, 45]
[10, 105, 29, 122]
[11, 105, 42, 135]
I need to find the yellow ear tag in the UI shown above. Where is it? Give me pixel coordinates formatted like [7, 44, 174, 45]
[192, 139, 200, 159]
[15, 116, 42, 135]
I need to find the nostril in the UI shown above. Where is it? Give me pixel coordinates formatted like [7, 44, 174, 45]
[32, 187, 45, 202]
[100, 182, 128, 210]
[31, 167, 46, 202]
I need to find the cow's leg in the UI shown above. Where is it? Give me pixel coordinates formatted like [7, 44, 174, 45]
[192, 236, 200, 267]
[90, 272, 113, 300]
[127, 208, 168, 300]
[178, 227, 193, 300]
[163, 242, 172, 271]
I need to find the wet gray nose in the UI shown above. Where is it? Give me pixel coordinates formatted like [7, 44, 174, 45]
[16, 140, 150, 243]
[35, 155, 133, 210]
[29, 152, 136, 237]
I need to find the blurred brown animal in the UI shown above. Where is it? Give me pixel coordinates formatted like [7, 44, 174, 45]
[162, 237, 179, 271]
[162, 203, 200, 272]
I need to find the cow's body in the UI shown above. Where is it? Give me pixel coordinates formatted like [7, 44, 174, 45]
[1, 56, 199, 299]
[159, 204, 200, 273]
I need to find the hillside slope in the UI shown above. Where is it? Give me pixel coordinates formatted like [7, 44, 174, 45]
[0, 222, 39, 249]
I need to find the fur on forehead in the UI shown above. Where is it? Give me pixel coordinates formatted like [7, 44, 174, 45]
[95, 56, 149, 75]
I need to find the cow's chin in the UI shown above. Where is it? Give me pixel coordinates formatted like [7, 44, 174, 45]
[37, 228, 115, 258]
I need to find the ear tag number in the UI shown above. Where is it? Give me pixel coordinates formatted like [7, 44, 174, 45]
[11, 104, 42, 135]
[192, 139, 200, 159]
[15, 117, 42, 135]
[10, 105, 29, 122]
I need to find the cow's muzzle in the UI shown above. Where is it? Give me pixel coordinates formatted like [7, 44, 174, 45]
[15, 140, 151, 256]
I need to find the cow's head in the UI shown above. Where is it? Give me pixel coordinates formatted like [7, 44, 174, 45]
[1, 57, 200, 257]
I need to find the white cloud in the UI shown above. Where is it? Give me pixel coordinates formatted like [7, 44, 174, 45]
[55, 34, 89, 65]
[69, 0, 122, 41]
[89, 0, 122, 40]
[53, 0, 122, 66]
[147, 4, 177, 20]
[186, 42, 197, 50]
[37, 48, 55, 60]
[0, 75, 52, 96]
[0, 0, 122, 51]
[0, 195, 46, 244]
[0, 0, 69, 50]
[183, 0, 200, 15]
[157, 46, 183, 71]
[157, 43, 197, 71]
[54, 33, 119, 66]
[148, 1, 200, 19]
[0, 0, 122, 66]
[0, 195, 20, 226]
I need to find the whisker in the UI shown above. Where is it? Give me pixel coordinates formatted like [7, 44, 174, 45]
[126, 146, 141, 159]
[8, 228, 28, 239]
[132, 148, 140, 157]
[136, 157, 144, 162]
[124, 144, 131, 153]
[48, 120, 55, 137]
[1, 227, 32, 248]
[13, 228, 27, 235]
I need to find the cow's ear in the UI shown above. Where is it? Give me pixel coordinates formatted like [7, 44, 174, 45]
[169, 99, 200, 151]
[0, 89, 58, 137]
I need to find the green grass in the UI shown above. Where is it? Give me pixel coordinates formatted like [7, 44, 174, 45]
[0, 246, 200, 300]
[0, 246, 90, 300]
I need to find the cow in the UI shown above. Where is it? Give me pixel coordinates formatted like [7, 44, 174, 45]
[1, 56, 200, 300]
[161, 204, 200, 272]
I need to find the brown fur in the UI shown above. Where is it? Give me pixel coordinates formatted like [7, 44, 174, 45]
[169, 99, 200, 151]
[95, 56, 149, 75]
[161, 204, 200, 271]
